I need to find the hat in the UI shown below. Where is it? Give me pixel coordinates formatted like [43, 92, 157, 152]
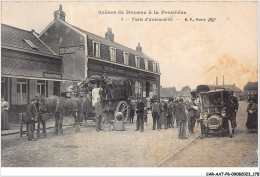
[31, 98, 37, 102]
[248, 98, 254, 102]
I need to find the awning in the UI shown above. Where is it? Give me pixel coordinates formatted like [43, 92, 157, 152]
[2, 66, 80, 82]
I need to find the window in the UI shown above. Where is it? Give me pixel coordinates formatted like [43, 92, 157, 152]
[110, 47, 116, 62]
[93, 41, 100, 58]
[1, 77, 6, 98]
[135, 56, 140, 68]
[153, 83, 158, 98]
[37, 80, 47, 97]
[23, 39, 38, 50]
[135, 81, 143, 98]
[145, 59, 148, 70]
[123, 52, 129, 65]
[17, 78, 27, 104]
[153, 62, 157, 72]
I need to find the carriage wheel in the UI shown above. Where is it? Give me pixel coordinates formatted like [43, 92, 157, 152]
[228, 119, 233, 138]
[115, 101, 129, 121]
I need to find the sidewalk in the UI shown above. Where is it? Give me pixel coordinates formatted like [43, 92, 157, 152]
[1, 116, 76, 136]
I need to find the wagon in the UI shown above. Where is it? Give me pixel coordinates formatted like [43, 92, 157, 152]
[81, 75, 132, 124]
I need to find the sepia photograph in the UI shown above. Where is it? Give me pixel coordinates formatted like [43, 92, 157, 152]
[1, 1, 259, 176]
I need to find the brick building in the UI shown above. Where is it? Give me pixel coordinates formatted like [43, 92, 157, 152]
[243, 81, 258, 100]
[39, 5, 161, 99]
[1, 24, 78, 124]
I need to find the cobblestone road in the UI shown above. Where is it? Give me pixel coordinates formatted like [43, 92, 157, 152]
[162, 101, 258, 167]
[1, 113, 198, 167]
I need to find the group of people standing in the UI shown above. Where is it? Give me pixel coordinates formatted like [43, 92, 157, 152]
[151, 98, 200, 139]
[129, 97, 200, 139]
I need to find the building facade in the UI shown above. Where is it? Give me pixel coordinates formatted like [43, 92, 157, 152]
[243, 82, 258, 100]
[1, 24, 78, 123]
[39, 5, 161, 99]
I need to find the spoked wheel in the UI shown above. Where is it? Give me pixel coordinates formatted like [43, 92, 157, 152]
[228, 119, 233, 138]
[115, 101, 129, 121]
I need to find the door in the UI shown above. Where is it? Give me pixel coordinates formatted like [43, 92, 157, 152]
[146, 82, 150, 98]
[53, 81, 60, 96]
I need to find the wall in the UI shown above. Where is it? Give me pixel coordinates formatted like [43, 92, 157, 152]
[39, 20, 86, 82]
[87, 58, 160, 99]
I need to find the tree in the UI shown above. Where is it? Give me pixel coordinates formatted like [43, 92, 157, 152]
[181, 86, 191, 92]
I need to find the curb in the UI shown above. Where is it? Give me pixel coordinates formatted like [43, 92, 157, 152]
[1, 124, 74, 136]
[156, 133, 200, 167]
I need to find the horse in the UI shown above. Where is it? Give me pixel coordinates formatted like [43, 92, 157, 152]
[38, 95, 85, 134]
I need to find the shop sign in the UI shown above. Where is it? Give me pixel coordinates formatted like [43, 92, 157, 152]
[59, 45, 85, 54]
[43, 72, 62, 79]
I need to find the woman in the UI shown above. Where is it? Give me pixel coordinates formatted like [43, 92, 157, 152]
[246, 98, 258, 133]
[1, 96, 10, 130]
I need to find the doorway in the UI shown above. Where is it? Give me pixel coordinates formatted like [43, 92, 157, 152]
[146, 82, 150, 98]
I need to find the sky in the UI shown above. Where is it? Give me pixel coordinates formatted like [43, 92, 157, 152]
[1, 1, 258, 90]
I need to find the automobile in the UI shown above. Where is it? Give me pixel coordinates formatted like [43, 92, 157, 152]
[197, 89, 234, 138]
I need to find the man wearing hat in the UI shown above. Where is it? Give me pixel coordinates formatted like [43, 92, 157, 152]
[151, 99, 162, 130]
[175, 99, 188, 139]
[25, 98, 38, 141]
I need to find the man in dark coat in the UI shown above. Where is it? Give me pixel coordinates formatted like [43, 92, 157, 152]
[152, 99, 161, 130]
[26, 98, 38, 141]
[230, 94, 239, 128]
[175, 99, 188, 139]
[135, 98, 145, 132]
[94, 97, 103, 132]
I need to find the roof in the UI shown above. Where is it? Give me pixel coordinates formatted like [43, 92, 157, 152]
[214, 85, 242, 92]
[160, 87, 176, 98]
[244, 82, 258, 90]
[203, 84, 242, 92]
[199, 89, 229, 95]
[1, 24, 57, 56]
[176, 91, 191, 97]
[2, 64, 79, 82]
[69, 22, 158, 62]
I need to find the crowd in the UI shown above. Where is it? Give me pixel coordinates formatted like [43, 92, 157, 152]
[1, 88, 258, 141]
[129, 97, 200, 139]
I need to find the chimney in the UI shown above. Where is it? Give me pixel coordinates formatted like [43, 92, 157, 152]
[216, 76, 218, 85]
[136, 42, 142, 53]
[54, 5, 66, 21]
[105, 27, 114, 42]
[223, 75, 225, 85]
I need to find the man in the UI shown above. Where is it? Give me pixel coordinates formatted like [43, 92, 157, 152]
[25, 98, 38, 141]
[187, 98, 199, 134]
[94, 97, 103, 132]
[129, 99, 135, 124]
[167, 98, 173, 128]
[152, 99, 161, 130]
[172, 99, 178, 128]
[135, 98, 145, 132]
[230, 93, 239, 128]
[175, 99, 188, 139]
[35, 94, 46, 137]
[161, 99, 167, 129]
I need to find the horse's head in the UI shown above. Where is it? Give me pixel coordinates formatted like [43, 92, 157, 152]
[37, 96, 48, 113]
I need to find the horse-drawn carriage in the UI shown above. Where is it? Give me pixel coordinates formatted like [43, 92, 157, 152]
[38, 74, 132, 134]
[83, 74, 131, 124]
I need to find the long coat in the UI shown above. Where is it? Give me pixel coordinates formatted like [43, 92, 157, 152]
[175, 102, 187, 122]
[25, 103, 38, 122]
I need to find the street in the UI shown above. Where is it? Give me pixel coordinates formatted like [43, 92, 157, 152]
[1, 101, 258, 167]
[162, 101, 258, 167]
